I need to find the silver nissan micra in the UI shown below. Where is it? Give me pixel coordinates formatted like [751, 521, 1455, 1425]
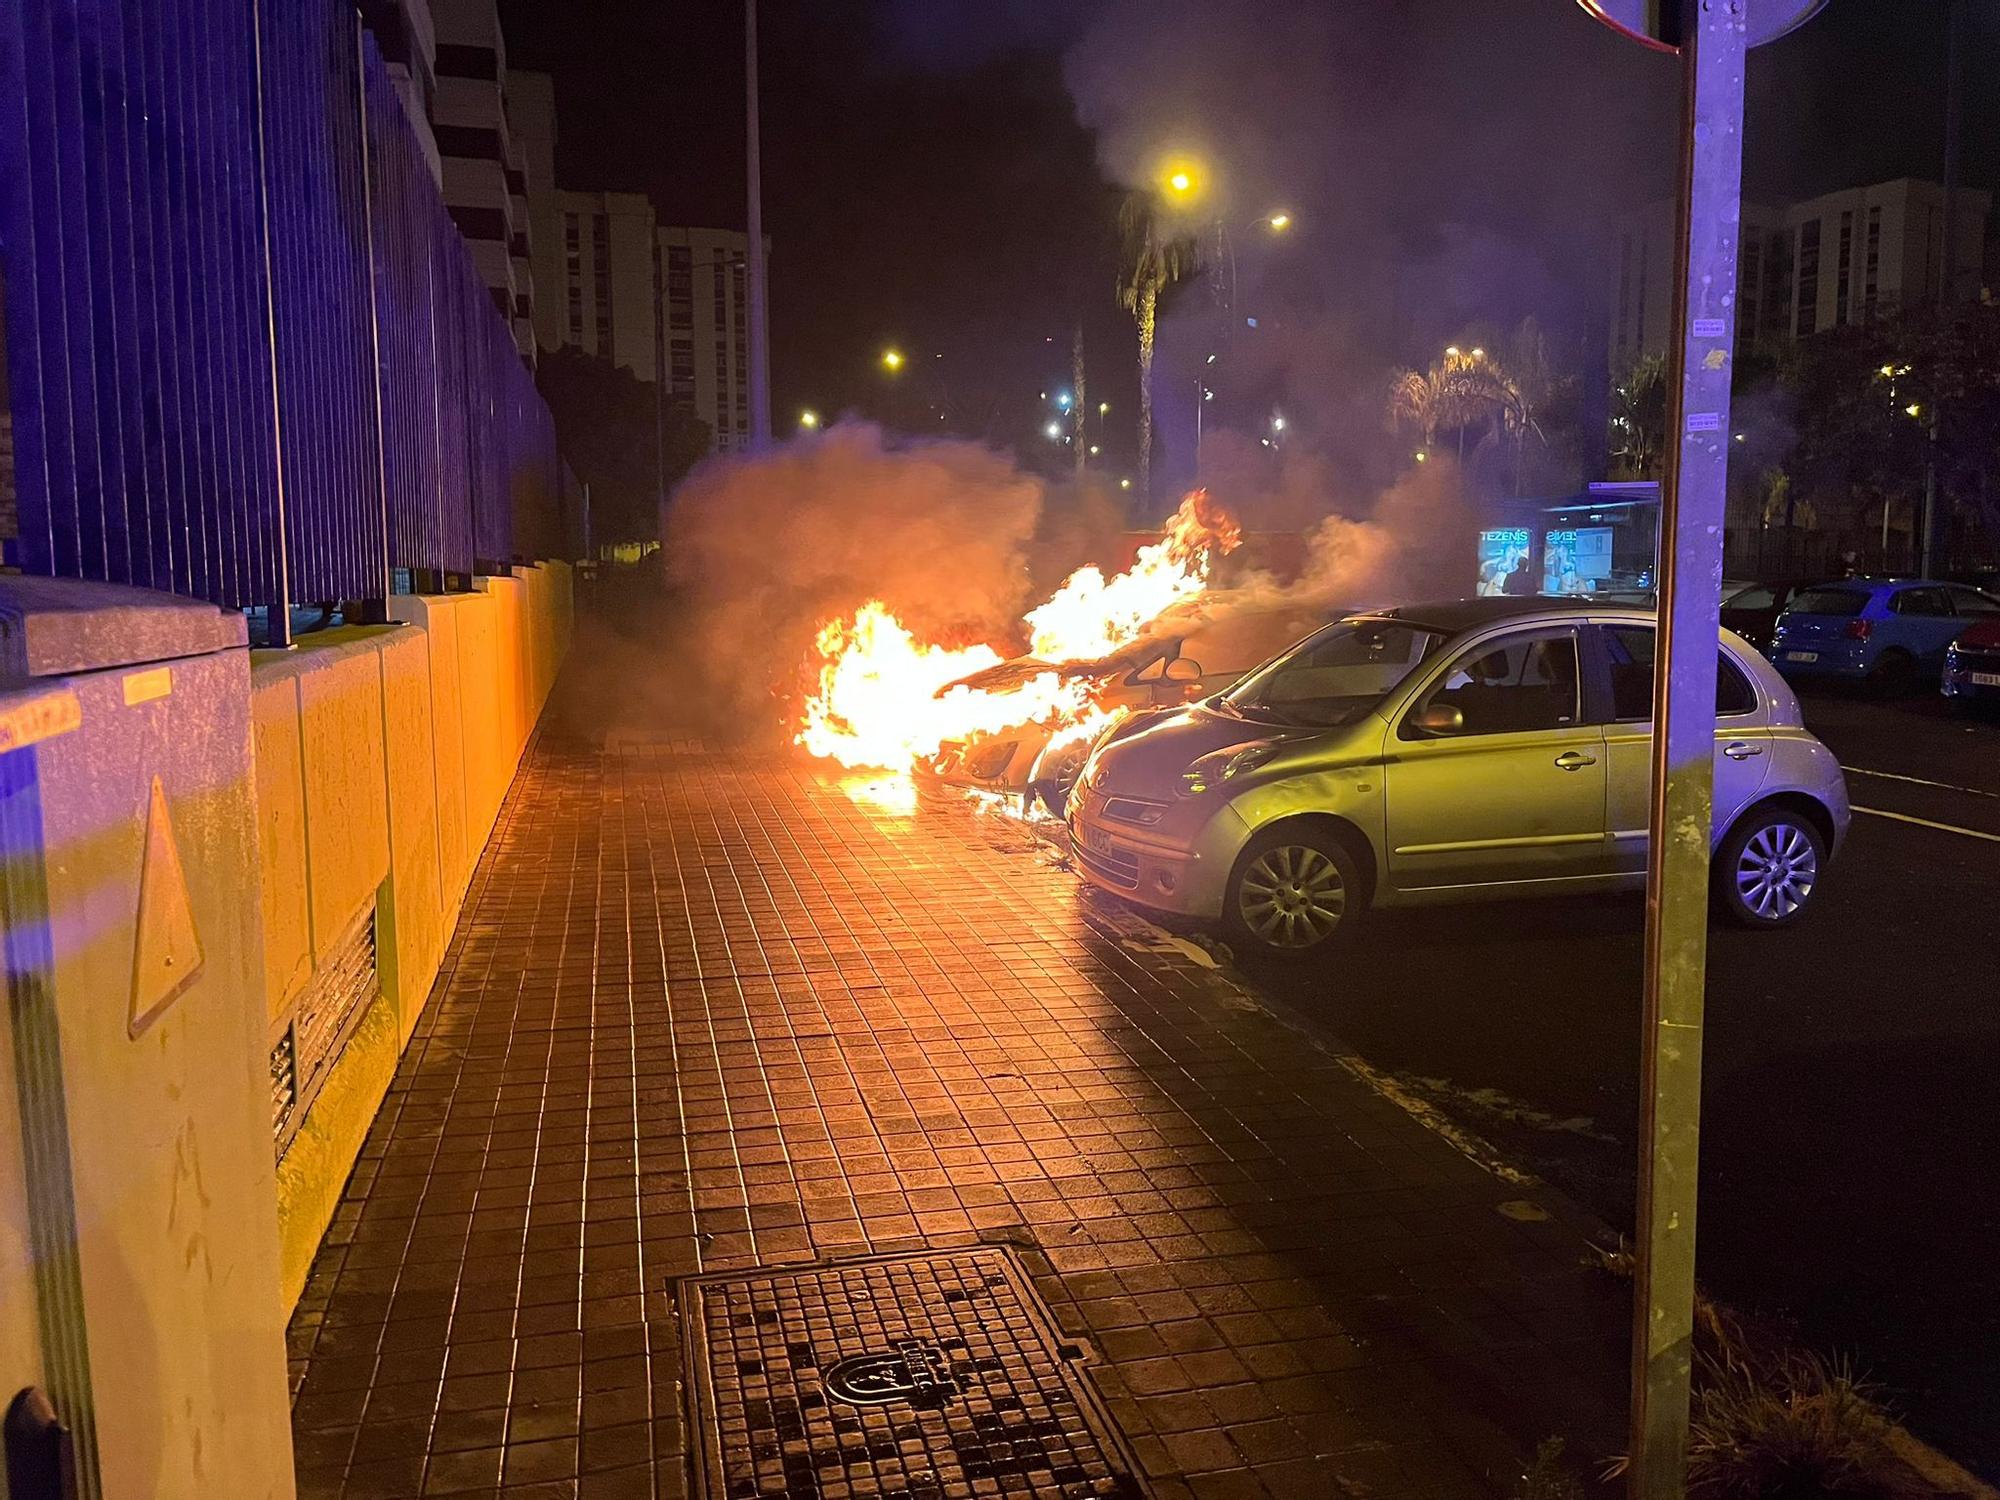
[1067, 597, 1850, 959]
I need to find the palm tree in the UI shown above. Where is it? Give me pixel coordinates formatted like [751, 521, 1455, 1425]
[1117, 192, 1198, 504]
[1389, 347, 1515, 460]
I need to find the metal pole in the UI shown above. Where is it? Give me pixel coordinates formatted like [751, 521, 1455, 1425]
[1629, 5, 1748, 1495]
[744, 0, 772, 451]
[249, 0, 293, 647]
[356, 12, 392, 607]
[1922, 0, 1964, 579]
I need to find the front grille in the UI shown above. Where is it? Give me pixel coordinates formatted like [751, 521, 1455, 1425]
[1951, 647, 2000, 669]
[1071, 829, 1140, 890]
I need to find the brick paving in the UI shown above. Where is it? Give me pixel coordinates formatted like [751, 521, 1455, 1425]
[287, 640, 1629, 1499]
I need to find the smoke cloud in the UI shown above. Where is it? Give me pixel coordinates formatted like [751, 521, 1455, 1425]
[661, 422, 1161, 739]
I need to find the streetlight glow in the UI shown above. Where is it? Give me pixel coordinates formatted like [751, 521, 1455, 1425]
[1056, 391, 1074, 411]
[1271, 414, 1286, 432]
[1119, 478, 1132, 490]
[1045, 421, 1062, 440]
[1268, 212, 1291, 231]
[1098, 401, 1110, 416]
[1906, 403, 1922, 418]
[1088, 445, 1100, 455]
[799, 409, 820, 430]
[881, 348, 905, 372]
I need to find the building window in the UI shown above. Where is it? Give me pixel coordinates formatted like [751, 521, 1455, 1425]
[592, 213, 612, 355]
[669, 338, 695, 408]
[1834, 210, 1853, 327]
[1864, 206, 1882, 320]
[1795, 218, 1820, 337]
[667, 247, 693, 330]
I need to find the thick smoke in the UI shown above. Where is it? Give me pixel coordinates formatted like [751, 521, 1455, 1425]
[662, 424, 1043, 729]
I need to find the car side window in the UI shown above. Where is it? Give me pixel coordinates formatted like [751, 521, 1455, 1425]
[1893, 587, 1953, 617]
[1726, 585, 1776, 611]
[1948, 587, 2000, 616]
[1408, 629, 1580, 736]
[1603, 626, 1757, 719]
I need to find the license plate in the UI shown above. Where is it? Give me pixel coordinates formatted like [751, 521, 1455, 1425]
[1086, 827, 1112, 852]
[1784, 650, 1818, 663]
[1973, 672, 2000, 688]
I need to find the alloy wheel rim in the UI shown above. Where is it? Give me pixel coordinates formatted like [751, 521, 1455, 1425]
[1239, 845, 1347, 948]
[1734, 822, 1818, 920]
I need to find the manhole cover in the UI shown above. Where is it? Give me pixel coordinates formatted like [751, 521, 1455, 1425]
[679, 1247, 1146, 1499]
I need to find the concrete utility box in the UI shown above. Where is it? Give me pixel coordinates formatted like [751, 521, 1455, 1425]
[0, 579, 294, 1499]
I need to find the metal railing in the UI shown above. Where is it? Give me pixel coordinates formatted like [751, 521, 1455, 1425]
[0, 0, 572, 644]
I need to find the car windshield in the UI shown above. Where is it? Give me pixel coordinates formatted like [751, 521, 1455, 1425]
[1218, 618, 1448, 727]
[1787, 587, 1869, 616]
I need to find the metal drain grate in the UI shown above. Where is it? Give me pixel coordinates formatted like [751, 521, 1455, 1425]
[679, 1247, 1146, 1499]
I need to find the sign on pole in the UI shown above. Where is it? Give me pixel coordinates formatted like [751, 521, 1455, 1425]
[1573, 2, 1828, 1497]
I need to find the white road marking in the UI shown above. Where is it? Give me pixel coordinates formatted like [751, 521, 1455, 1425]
[1852, 804, 2000, 845]
[1842, 765, 2000, 801]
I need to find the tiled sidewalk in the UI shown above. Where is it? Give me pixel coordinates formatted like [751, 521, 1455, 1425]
[288, 658, 1629, 1499]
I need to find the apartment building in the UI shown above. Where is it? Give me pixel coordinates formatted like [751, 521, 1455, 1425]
[1610, 177, 1992, 369]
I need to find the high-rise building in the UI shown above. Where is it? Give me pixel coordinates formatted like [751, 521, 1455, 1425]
[510, 70, 564, 358]
[1609, 177, 1992, 370]
[656, 228, 752, 453]
[427, 0, 536, 355]
[554, 192, 662, 380]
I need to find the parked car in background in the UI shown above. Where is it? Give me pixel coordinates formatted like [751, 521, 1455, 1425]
[1068, 597, 1849, 959]
[1770, 578, 2000, 693]
[1719, 579, 1806, 655]
[1942, 613, 2000, 709]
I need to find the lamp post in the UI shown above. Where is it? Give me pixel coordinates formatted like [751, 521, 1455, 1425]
[744, 0, 772, 451]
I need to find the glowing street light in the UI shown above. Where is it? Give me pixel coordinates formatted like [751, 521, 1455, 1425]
[1044, 421, 1063, 440]
[1906, 403, 1922, 418]
[799, 409, 821, 430]
[1267, 212, 1292, 231]
[1088, 444, 1100, 455]
[881, 349, 905, 372]
[1119, 478, 1132, 490]
[1098, 401, 1110, 416]
[1055, 390, 1074, 411]
[1271, 414, 1286, 432]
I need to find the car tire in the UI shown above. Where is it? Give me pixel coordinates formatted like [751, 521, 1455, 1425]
[1866, 649, 1917, 698]
[1224, 826, 1363, 959]
[1713, 805, 1827, 929]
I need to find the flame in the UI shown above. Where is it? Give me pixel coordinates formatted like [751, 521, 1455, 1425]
[797, 492, 1238, 775]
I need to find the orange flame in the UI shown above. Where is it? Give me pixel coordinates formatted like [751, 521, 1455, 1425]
[797, 492, 1238, 773]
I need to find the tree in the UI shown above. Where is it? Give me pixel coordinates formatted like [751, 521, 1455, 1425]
[1389, 347, 1515, 460]
[1117, 192, 1198, 505]
[1609, 353, 1668, 481]
[536, 346, 710, 547]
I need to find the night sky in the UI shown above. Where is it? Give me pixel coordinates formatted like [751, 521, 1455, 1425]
[499, 0, 1998, 484]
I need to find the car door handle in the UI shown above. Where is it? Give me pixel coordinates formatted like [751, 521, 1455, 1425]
[1553, 750, 1597, 771]
[1722, 741, 1765, 760]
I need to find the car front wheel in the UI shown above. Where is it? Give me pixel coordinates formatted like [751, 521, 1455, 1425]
[1714, 806, 1826, 928]
[1224, 828, 1362, 958]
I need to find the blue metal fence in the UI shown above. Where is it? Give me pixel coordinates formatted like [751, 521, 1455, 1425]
[0, 0, 568, 635]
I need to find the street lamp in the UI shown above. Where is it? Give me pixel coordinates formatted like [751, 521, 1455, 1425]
[799, 409, 820, 430]
[881, 349, 905, 372]
[1044, 421, 1063, 441]
[1266, 212, 1292, 231]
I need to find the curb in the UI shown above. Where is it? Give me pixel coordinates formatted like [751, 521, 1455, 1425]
[1090, 896, 1997, 1499]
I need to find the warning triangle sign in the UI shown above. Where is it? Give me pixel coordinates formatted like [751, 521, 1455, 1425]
[130, 775, 204, 1038]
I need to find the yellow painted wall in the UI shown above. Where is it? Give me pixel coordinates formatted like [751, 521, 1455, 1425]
[260, 572, 571, 1310]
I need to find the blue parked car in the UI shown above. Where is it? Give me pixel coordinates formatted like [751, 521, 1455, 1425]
[1772, 578, 2000, 693]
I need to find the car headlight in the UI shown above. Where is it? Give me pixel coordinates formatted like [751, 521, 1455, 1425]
[1180, 742, 1277, 796]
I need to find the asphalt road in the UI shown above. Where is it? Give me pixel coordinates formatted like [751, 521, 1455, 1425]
[1237, 686, 2000, 1474]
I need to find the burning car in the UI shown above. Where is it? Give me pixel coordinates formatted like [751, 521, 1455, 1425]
[925, 600, 1326, 813]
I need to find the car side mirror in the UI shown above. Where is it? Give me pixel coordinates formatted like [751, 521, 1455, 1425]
[1163, 657, 1202, 682]
[1415, 703, 1464, 736]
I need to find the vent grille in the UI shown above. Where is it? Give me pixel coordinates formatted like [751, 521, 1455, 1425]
[271, 903, 380, 1156]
